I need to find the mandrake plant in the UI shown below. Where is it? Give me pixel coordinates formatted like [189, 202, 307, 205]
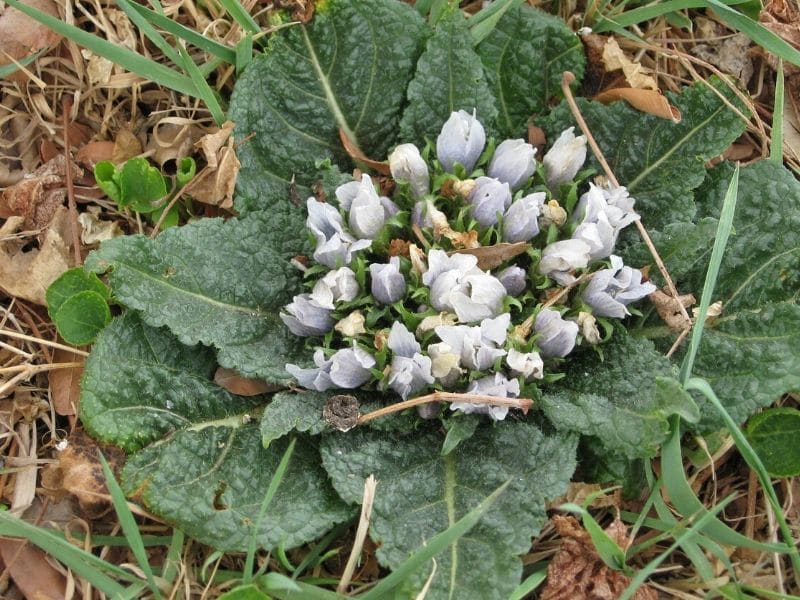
[31, 0, 800, 597]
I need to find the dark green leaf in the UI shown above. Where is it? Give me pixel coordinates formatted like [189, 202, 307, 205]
[399, 8, 497, 145]
[46, 267, 110, 318]
[82, 313, 352, 551]
[52, 291, 111, 346]
[685, 162, 800, 428]
[217, 584, 270, 600]
[745, 408, 800, 477]
[261, 391, 329, 448]
[541, 80, 747, 228]
[84, 211, 306, 382]
[478, 4, 585, 138]
[320, 422, 577, 599]
[229, 0, 425, 214]
[540, 331, 678, 459]
[442, 415, 479, 455]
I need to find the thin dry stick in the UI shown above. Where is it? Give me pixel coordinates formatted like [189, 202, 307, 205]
[337, 475, 377, 594]
[0, 362, 83, 375]
[0, 330, 89, 356]
[560, 71, 692, 330]
[62, 95, 82, 266]
[357, 391, 533, 425]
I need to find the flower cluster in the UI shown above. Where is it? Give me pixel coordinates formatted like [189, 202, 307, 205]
[280, 110, 655, 421]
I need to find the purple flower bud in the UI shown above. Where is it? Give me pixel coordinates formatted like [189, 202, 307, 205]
[582, 255, 656, 318]
[280, 293, 334, 337]
[503, 192, 545, 243]
[451, 373, 520, 421]
[389, 143, 429, 198]
[310, 267, 359, 309]
[543, 127, 587, 188]
[348, 174, 385, 239]
[534, 308, 578, 358]
[469, 176, 512, 227]
[436, 110, 486, 174]
[329, 344, 376, 388]
[370, 257, 406, 305]
[497, 265, 527, 296]
[488, 139, 537, 190]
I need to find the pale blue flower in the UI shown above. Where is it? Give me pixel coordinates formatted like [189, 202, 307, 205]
[435, 313, 510, 371]
[572, 183, 638, 261]
[389, 143, 429, 198]
[582, 255, 656, 318]
[534, 308, 579, 358]
[503, 192, 545, 242]
[450, 373, 520, 421]
[543, 127, 587, 188]
[306, 198, 370, 268]
[280, 293, 334, 336]
[412, 200, 433, 228]
[506, 348, 543, 380]
[497, 265, 527, 296]
[310, 267, 359, 309]
[437, 110, 486, 173]
[370, 257, 406, 305]
[329, 344, 376, 388]
[469, 176, 512, 227]
[488, 139, 537, 190]
[538, 239, 591, 284]
[386, 322, 434, 399]
[347, 174, 385, 239]
[286, 349, 333, 391]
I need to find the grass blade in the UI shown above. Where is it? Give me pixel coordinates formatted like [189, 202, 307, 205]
[0, 50, 43, 79]
[680, 163, 739, 383]
[358, 480, 511, 600]
[128, 2, 237, 64]
[772, 60, 785, 164]
[218, 0, 260, 36]
[176, 42, 226, 125]
[113, 0, 182, 65]
[508, 565, 548, 600]
[469, 0, 523, 45]
[686, 377, 800, 576]
[592, 0, 749, 31]
[242, 438, 297, 585]
[99, 452, 163, 599]
[4, 0, 198, 96]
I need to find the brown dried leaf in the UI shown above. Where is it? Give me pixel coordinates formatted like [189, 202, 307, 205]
[40, 428, 125, 518]
[183, 136, 239, 209]
[691, 33, 754, 85]
[0, 154, 82, 229]
[760, 0, 800, 79]
[0, 539, 66, 600]
[112, 127, 142, 164]
[339, 127, 390, 175]
[147, 122, 202, 167]
[196, 120, 235, 168]
[214, 367, 281, 396]
[540, 515, 657, 600]
[0, 0, 61, 79]
[451, 241, 529, 270]
[49, 348, 84, 416]
[548, 483, 620, 510]
[594, 88, 681, 123]
[0, 207, 73, 305]
[76, 140, 115, 167]
[649, 288, 695, 331]
[602, 38, 657, 90]
[78, 207, 123, 245]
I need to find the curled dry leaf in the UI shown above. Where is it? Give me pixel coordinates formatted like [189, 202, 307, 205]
[691, 33, 754, 86]
[197, 120, 235, 168]
[183, 133, 240, 209]
[40, 428, 125, 518]
[594, 88, 681, 123]
[540, 515, 657, 600]
[147, 122, 203, 167]
[214, 367, 282, 396]
[49, 347, 85, 416]
[0, 539, 66, 600]
[649, 288, 696, 331]
[78, 207, 123, 245]
[339, 127, 390, 175]
[1, 154, 83, 229]
[451, 241, 530, 270]
[112, 127, 143, 164]
[0, 207, 73, 305]
[602, 38, 657, 90]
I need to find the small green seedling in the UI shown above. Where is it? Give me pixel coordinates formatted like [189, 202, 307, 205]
[95, 157, 168, 213]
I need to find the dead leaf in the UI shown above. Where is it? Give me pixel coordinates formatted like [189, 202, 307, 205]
[602, 38, 657, 90]
[0, 539, 66, 600]
[147, 122, 202, 167]
[548, 483, 620, 510]
[183, 136, 239, 209]
[196, 120, 235, 168]
[784, 92, 800, 163]
[273, 0, 315, 23]
[214, 367, 281, 396]
[594, 88, 681, 122]
[112, 127, 142, 164]
[49, 348, 84, 416]
[0, 154, 83, 229]
[691, 33, 754, 85]
[76, 140, 115, 167]
[77, 206, 123, 245]
[40, 428, 125, 518]
[760, 0, 800, 82]
[649, 288, 695, 331]
[0, 207, 73, 305]
[540, 515, 657, 600]
[339, 128, 390, 175]
[0, 0, 61, 80]
[82, 48, 113, 85]
[451, 241, 530, 270]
